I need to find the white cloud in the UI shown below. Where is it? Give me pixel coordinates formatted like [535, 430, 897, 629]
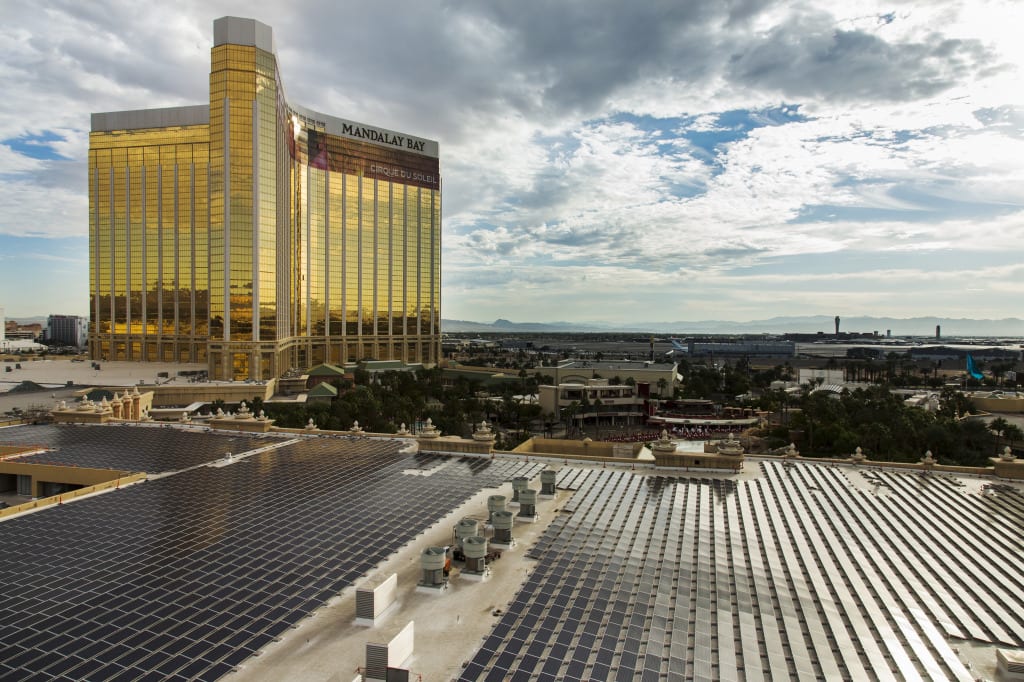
[2, 0, 1023, 322]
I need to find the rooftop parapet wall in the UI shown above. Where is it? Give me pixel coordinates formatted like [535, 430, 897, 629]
[515, 437, 643, 459]
[0, 460, 141, 507]
[0, 445, 42, 459]
[263, 426, 494, 456]
[0, 461, 135, 487]
[654, 452, 744, 471]
[91, 105, 210, 132]
[0, 470, 146, 519]
[751, 453, 996, 477]
[969, 395, 1024, 413]
[991, 457, 1024, 480]
[142, 381, 276, 407]
[415, 438, 493, 456]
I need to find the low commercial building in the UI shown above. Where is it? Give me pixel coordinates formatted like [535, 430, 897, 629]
[548, 360, 677, 396]
[908, 346, 1021, 362]
[46, 315, 88, 347]
[799, 368, 845, 385]
[538, 379, 648, 428]
[970, 391, 1024, 413]
[687, 339, 796, 358]
[4, 321, 43, 341]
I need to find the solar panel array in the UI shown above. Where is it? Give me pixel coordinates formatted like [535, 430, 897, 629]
[0, 426, 545, 681]
[461, 462, 1024, 681]
[0, 424, 262, 472]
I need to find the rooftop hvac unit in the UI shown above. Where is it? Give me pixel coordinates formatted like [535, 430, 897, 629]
[491, 510, 514, 544]
[518, 488, 538, 518]
[462, 536, 488, 574]
[540, 469, 556, 495]
[487, 494, 506, 522]
[455, 518, 479, 549]
[419, 547, 448, 587]
[511, 476, 529, 503]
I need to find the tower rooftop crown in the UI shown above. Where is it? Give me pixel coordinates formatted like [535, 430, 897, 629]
[213, 16, 273, 52]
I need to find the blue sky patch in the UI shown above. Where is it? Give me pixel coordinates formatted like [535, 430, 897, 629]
[679, 106, 808, 156]
[792, 183, 1023, 224]
[3, 130, 68, 160]
[584, 108, 809, 196]
[0, 234, 88, 316]
[734, 248, 1018, 279]
[533, 131, 582, 162]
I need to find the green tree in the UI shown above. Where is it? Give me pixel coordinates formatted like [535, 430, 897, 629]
[578, 392, 591, 436]
[563, 401, 580, 438]
[937, 387, 974, 420]
[951, 419, 997, 466]
[542, 411, 558, 438]
[988, 417, 1010, 439]
[1004, 424, 1023, 453]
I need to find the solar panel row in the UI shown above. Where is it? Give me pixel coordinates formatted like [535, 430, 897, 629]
[0, 424, 546, 681]
[462, 462, 1022, 681]
[4, 424, 264, 473]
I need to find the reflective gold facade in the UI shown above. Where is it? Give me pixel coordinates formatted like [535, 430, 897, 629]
[89, 17, 441, 380]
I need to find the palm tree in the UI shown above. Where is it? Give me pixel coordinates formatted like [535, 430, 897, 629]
[579, 392, 591, 437]
[782, 362, 795, 381]
[989, 417, 1010, 439]
[563, 401, 580, 438]
[542, 411, 557, 438]
[1004, 424, 1023, 454]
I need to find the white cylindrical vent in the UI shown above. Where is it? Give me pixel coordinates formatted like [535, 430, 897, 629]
[420, 546, 447, 586]
[487, 494, 506, 519]
[518, 488, 537, 517]
[463, 536, 488, 573]
[422, 546, 446, 570]
[541, 469, 556, 495]
[492, 510, 514, 543]
[463, 536, 487, 559]
[491, 510, 514, 530]
[511, 476, 529, 502]
[456, 518, 479, 548]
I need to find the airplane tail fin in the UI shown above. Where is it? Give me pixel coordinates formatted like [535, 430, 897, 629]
[966, 354, 984, 380]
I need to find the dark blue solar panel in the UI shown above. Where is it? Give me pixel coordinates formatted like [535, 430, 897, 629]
[0, 425, 547, 680]
[460, 661, 488, 680]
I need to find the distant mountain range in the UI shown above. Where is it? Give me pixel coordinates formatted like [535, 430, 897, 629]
[4, 315, 48, 325]
[8, 314, 1022, 338]
[442, 316, 1024, 337]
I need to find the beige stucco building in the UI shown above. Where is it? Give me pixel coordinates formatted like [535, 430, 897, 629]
[539, 378, 650, 427]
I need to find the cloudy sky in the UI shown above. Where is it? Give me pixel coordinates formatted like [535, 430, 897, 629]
[2, 0, 1023, 326]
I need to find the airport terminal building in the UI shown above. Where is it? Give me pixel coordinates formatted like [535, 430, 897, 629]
[88, 17, 441, 381]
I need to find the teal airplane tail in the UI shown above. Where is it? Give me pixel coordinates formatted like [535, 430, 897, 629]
[966, 354, 984, 380]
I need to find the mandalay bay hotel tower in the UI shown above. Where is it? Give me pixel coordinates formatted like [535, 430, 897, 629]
[88, 17, 440, 381]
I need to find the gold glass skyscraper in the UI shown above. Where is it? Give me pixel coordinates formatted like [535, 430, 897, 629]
[89, 17, 441, 381]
